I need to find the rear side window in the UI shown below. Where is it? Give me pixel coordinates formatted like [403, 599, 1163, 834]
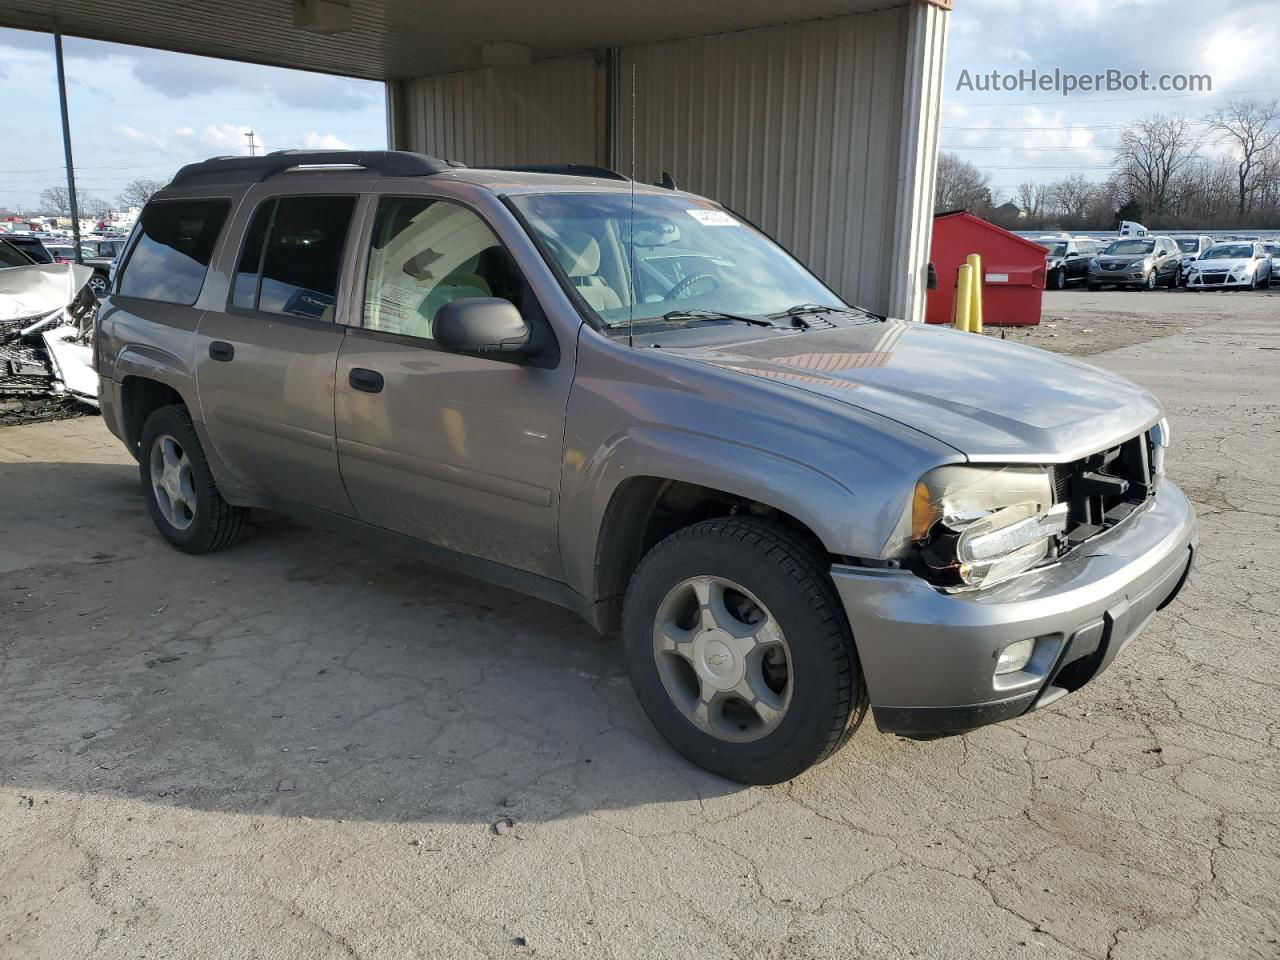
[0, 240, 31, 267]
[231, 195, 355, 321]
[118, 199, 230, 304]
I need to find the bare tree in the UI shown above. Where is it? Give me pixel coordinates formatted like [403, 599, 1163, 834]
[934, 152, 994, 214]
[1114, 113, 1202, 221]
[39, 185, 72, 218]
[81, 195, 113, 219]
[1050, 174, 1095, 221]
[116, 178, 165, 210]
[1206, 98, 1280, 218]
[1014, 181, 1051, 219]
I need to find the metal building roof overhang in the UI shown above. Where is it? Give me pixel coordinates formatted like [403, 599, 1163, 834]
[0, 0, 918, 81]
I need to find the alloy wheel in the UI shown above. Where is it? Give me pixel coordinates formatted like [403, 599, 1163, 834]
[149, 433, 197, 531]
[651, 575, 793, 742]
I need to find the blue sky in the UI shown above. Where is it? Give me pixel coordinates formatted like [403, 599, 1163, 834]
[0, 27, 386, 214]
[3, 1, 1278, 212]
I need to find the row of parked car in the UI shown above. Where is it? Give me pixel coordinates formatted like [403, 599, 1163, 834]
[1038, 233, 1280, 292]
[0, 233, 128, 296]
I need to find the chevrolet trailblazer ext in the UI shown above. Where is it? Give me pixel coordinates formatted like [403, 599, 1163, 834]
[96, 151, 1196, 784]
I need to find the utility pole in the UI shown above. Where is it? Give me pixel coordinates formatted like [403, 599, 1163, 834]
[245, 130, 258, 156]
[53, 32, 83, 264]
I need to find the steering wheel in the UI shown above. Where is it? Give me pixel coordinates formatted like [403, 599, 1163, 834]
[664, 272, 718, 301]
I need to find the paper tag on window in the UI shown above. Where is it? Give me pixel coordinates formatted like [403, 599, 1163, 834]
[686, 209, 738, 226]
[379, 282, 422, 307]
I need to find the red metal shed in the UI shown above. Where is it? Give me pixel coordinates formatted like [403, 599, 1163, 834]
[926, 210, 1047, 326]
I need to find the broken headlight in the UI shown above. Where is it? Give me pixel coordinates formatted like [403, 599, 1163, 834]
[911, 465, 1067, 589]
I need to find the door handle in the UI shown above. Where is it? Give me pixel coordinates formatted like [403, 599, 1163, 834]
[349, 368, 384, 393]
[209, 340, 234, 362]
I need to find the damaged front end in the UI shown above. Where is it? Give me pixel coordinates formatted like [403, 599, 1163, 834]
[1, 263, 98, 424]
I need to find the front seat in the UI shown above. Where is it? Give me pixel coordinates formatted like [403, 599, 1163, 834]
[558, 231, 622, 312]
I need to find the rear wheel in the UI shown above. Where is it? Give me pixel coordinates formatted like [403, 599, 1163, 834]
[139, 404, 245, 554]
[622, 518, 866, 784]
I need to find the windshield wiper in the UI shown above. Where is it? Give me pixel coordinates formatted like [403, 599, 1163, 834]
[659, 309, 776, 327]
[769, 302, 884, 324]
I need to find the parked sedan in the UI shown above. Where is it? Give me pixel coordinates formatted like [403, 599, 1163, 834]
[1172, 235, 1213, 285]
[1040, 238, 1099, 289]
[1264, 242, 1280, 281]
[1087, 236, 1182, 290]
[1185, 242, 1273, 290]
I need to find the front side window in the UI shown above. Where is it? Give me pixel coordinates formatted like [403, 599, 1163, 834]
[118, 199, 230, 304]
[509, 192, 843, 330]
[231, 195, 355, 321]
[363, 197, 529, 340]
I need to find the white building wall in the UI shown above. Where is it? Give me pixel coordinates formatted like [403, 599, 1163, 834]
[397, 53, 605, 167]
[394, 4, 947, 317]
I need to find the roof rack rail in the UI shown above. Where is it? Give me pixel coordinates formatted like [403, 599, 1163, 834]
[486, 163, 630, 182]
[168, 150, 453, 188]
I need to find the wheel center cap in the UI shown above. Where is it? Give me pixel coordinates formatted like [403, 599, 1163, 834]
[694, 630, 743, 690]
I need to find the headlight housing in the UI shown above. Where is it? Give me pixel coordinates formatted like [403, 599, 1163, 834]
[911, 466, 1068, 590]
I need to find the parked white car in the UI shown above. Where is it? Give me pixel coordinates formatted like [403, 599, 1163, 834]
[1172, 234, 1213, 285]
[1263, 241, 1280, 281]
[1185, 241, 1274, 290]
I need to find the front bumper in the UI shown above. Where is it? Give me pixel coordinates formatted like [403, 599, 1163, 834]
[1186, 276, 1253, 289]
[1088, 268, 1147, 286]
[831, 481, 1197, 737]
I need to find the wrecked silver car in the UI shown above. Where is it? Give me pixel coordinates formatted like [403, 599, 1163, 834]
[0, 262, 99, 423]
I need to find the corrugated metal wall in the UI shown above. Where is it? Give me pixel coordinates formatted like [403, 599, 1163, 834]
[616, 9, 909, 314]
[396, 8, 925, 314]
[400, 53, 606, 167]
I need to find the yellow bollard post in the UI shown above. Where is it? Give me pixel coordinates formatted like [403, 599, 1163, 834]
[966, 253, 984, 333]
[954, 263, 973, 332]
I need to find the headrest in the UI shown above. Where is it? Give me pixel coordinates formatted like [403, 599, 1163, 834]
[560, 231, 601, 277]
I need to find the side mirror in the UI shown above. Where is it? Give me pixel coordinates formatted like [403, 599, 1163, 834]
[926, 262, 938, 291]
[434, 298, 533, 356]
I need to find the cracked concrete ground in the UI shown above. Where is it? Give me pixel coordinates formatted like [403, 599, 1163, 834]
[2, 295, 1278, 959]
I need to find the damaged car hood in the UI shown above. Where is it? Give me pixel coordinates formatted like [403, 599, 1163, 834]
[672, 320, 1161, 462]
[1, 262, 95, 322]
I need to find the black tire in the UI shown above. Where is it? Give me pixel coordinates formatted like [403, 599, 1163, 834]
[1141, 271, 1156, 291]
[138, 404, 245, 554]
[86, 273, 109, 297]
[621, 518, 867, 784]
[1050, 268, 1067, 290]
[1087, 282, 1100, 292]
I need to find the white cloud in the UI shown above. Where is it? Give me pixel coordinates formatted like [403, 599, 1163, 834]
[300, 132, 354, 150]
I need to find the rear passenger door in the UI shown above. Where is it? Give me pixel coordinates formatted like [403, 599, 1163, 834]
[195, 188, 363, 517]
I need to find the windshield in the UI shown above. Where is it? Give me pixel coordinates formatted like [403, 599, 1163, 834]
[1204, 244, 1254, 259]
[1104, 239, 1154, 255]
[1042, 242, 1067, 257]
[511, 192, 844, 328]
[1175, 238, 1201, 252]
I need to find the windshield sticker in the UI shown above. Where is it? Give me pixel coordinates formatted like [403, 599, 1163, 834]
[686, 209, 738, 227]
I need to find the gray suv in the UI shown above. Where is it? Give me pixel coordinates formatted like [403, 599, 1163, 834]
[96, 151, 1196, 784]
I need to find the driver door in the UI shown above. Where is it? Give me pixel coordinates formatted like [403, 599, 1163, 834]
[334, 194, 572, 579]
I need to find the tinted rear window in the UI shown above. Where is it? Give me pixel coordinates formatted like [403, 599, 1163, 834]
[231, 196, 355, 321]
[118, 199, 230, 304]
[0, 240, 32, 267]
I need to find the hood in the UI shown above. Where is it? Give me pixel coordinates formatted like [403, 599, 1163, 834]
[673, 320, 1161, 462]
[1192, 258, 1253, 271]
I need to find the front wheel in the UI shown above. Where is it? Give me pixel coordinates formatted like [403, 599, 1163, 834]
[1050, 268, 1067, 290]
[1142, 271, 1157, 291]
[139, 404, 245, 554]
[621, 518, 867, 784]
[86, 273, 109, 297]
